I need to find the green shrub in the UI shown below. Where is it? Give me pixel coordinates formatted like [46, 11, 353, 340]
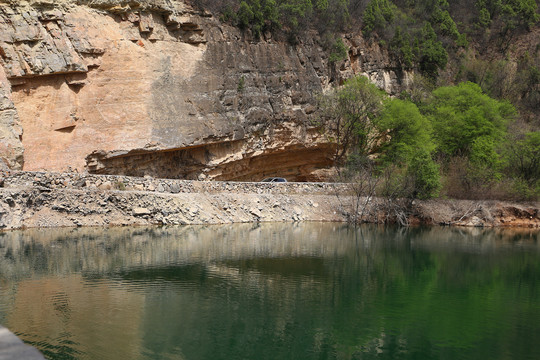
[407, 149, 441, 199]
[238, 76, 246, 91]
[237, 0, 281, 38]
[362, 0, 397, 34]
[477, 5, 491, 28]
[115, 181, 126, 191]
[510, 178, 539, 201]
[417, 22, 448, 78]
[433, 8, 460, 38]
[375, 98, 434, 165]
[328, 38, 349, 63]
[505, 131, 540, 184]
[390, 27, 414, 68]
[427, 82, 515, 161]
[220, 5, 238, 23]
[456, 33, 469, 48]
[500, 0, 539, 30]
[238, 1, 255, 29]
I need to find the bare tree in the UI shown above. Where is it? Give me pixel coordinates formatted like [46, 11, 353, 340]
[334, 154, 381, 223]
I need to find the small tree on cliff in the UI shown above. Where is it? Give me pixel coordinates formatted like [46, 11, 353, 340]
[318, 76, 385, 165]
[319, 76, 442, 201]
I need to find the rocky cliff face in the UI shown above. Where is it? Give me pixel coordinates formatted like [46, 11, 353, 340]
[0, 61, 23, 170]
[0, 0, 408, 181]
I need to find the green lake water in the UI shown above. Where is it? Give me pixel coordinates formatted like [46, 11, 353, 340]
[0, 223, 539, 360]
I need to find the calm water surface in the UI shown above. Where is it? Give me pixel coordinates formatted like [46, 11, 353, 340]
[0, 223, 539, 360]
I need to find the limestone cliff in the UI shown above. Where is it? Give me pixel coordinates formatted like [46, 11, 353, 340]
[0, 0, 408, 181]
[0, 62, 23, 170]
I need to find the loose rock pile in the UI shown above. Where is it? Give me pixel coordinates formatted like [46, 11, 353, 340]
[0, 171, 349, 230]
[0, 171, 538, 230]
[3, 171, 349, 195]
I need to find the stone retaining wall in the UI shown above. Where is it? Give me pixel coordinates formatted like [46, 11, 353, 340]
[2, 171, 350, 195]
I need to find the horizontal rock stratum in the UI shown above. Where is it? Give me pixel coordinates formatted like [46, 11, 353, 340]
[0, 0, 410, 181]
[0, 172, 538, 230]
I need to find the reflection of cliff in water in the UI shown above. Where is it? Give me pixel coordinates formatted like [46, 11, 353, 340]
[0, 224, 539, 280]
[0, 223, 356, 278]
[0, 224, 539, 360]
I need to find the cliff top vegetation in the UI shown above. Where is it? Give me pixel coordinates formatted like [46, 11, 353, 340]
[188, 0, 539, 201]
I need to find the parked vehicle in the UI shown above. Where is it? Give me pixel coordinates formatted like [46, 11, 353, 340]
[261, 177, 287, 183]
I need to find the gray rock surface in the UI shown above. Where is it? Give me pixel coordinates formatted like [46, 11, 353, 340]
[0, 67, 23, 170]
[0, 326, 44, 360]
[0, 172, 538, 230]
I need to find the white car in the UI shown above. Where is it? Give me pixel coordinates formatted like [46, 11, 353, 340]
[261, 177, 288, 183]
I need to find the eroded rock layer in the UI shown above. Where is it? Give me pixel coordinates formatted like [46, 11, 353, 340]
[0, 0, 409, 180]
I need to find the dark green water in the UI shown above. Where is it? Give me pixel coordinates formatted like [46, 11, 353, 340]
[0, 223, 539, 360]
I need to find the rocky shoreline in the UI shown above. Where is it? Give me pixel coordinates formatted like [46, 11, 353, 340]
[0, 171, 539, 231]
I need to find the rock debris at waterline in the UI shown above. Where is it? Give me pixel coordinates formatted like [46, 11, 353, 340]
[0, 172, 538, 230]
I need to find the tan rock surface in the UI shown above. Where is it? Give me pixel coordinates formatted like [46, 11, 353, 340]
[0, 64, 23, 169]
[0, 0, 409, 180]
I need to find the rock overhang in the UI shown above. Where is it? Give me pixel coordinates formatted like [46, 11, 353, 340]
[0, 0, 411, 180]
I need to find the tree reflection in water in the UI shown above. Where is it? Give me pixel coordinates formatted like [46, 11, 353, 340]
[0, 224, 538, 360]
